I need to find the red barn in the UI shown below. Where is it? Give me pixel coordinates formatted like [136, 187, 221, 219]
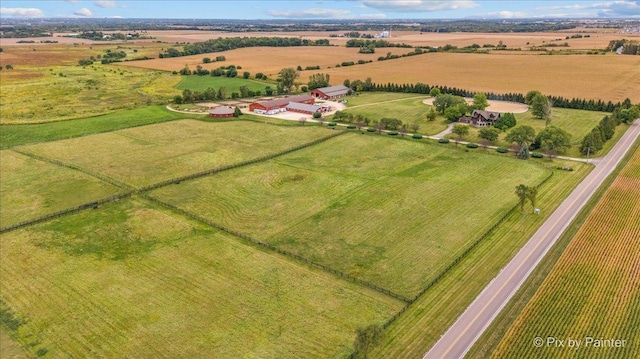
[209, 106, 235, 118]
[311, 85, 350, 100]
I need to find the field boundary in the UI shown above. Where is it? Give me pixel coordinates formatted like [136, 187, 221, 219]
[140, 193, 412, 303]
[1, 131, 347, 234]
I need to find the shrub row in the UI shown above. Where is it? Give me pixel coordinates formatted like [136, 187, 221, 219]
[466, 143, 479, 148]
[496, 147, 509, 153]
[531, 152, 544, 158]
[439, 138, 450, 144]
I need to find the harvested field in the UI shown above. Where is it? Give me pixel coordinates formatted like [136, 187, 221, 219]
[0, 150, 121, 228]
[323, 52, 640, 103]
[488, 142, 640, 359]
[20, 120, 333, 187]
[152, 133, 550, 298]
[0, 197, 403, 358]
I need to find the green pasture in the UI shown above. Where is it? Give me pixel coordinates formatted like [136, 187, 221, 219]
[334, 96, 448, 135]
[20, 120, 332, 187]
[152, 132, 549, 298]
[0, 65, 179, 124]
[0, 150, 121, 227]
[176, 75, 271, 94]
[0, 105, 193, 148]
[0, 197, 402, 358]
[372, 160, 593, 358]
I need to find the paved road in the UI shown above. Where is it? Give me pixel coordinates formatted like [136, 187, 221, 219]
[423, 118, 640, 359]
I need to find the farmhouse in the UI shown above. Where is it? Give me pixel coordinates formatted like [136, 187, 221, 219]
[209, 106, 235, 118]
[311, 85, 350, 100]
[249, 95, 315, 115]
[458, 110, 501, 127]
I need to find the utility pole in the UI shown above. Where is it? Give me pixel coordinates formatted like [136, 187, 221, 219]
[587, 146, 590, 164]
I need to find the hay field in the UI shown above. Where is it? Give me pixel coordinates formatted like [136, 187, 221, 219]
[0, 197, 403, 358]
[118, 46, 411, 77]
[323, 52, 640, 103]
[20, 120, 332, 187]
[0, 150, 121, 228]
[152, 133, 549, 298]
[488, 142, 640, 359]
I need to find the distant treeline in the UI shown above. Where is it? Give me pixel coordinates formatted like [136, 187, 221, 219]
[159, 37, 331, 58]
[343, 78, 627, 113]
[606, 39, 640, 55]
[346, 39, 412, 48]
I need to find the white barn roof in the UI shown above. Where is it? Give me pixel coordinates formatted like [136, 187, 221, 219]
[314, 85, 349, 97]
[286, 102, 320, 113]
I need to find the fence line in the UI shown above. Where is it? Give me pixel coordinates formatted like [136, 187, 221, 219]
[140, 193, 412, 304]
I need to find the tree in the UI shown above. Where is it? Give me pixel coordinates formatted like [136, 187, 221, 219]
[452, 124, 469, 142]
[505, 125, 536, 148]
[307, 73, 330, 90]
[535, 126, 572, 156]
[618, 105, 640, 124]
[217, 87, 228, 100]
[472, 92, 489, 110]
[242, 71, 250, 79]
[399, 125, 408, 137]
[264, 86, 274, 96]
[312, 111, 322, 119]
[374, 121, 385, 134]
[203, 57, 212, 63]
[299, 117, 307, 126]
[278, 67, 299, 94]
[233, 107, 242, 117]
[493, 112, 517, 131]
[433, 94, 465, 114]
[526, 186, 538, 213]
[426, 107, 438, 122]
[478, 127, 500, 143]
[515, 184, 529, 213]
[411, 123, 420, 133]
[354, 324, 385, 359]
[356, 121, 366, 130]
[429, 87, 441, 97]
[179, 65, 191, 75]
[525, 90, 542, 105]
[444, 106, 462, 123]
[531, 93, 551, 121]
[580, 130, 603, 155]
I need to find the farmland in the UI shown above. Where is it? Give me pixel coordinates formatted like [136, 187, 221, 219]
[0, 197, 403, 358]
[151, 132, 550, 298]
[19, 120, 331, 187]
[484, 141, 640, 359]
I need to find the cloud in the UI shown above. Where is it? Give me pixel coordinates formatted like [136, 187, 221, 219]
[361, 0, 479, 12]
[74, 7, 93, 17]
[267, 8, 353, 19]
[537, 1, 640, 17]
[0, 7, 45, 17]
[94, 0, 120, 8]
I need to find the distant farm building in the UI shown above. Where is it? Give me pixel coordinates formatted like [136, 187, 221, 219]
[458, 110, 501, 127]
[286, 102, 321, 115]
[249, 95, 315, 115]
[311, 85, 350, 100]
[209, 106, 235, 118]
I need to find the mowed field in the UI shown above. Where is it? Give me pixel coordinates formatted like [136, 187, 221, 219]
[488, 143, 640, 359]
[0, 150, 121, 228]
[19, 119, 332, 187]
[0, 197, 403, 358]
[151, 132, 550, 298]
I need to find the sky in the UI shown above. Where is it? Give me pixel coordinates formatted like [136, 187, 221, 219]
[1, 1, 639, 20]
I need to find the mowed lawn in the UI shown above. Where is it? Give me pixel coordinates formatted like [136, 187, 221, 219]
[0, 197, 403, 358]
[336, 95, 449, 135]
[175, 75, 272, 94]
[489, 146, 640, 359]
[20, 120, 333, 187]
[0, 150, 121, 227]
[152, 133, 550, 298]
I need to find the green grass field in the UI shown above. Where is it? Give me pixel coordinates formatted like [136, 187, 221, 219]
[342, 92, 426, 107]
[176, 75, 272, 95]
[0, 105, 193, 149]
[371, 159, 593, 358]
[0, 197, 403, 358]
[0, 65, 179, 124]
[333, 96, 449, 135]
[21, 120, 332, 187]
[0, 150, 121, 228]
[151, 133, 549, 298]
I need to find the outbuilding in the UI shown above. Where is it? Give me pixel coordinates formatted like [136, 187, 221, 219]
[286, 102, 321, 115]
[311, 85, 350, 100]
[249, 95, 315, 115]
[209, 106, 235, 118]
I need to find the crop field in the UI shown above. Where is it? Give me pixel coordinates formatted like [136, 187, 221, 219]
[20, 119, 332, 187]
[151, 132, 550, 298]
[0, 197, 403, 358]
[0, 150, 121, 228]
[488, 144, 640, 359]
[0, 64, 179, 124]
[336, 95, 448, 135]
[175, 75, 272, 94]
